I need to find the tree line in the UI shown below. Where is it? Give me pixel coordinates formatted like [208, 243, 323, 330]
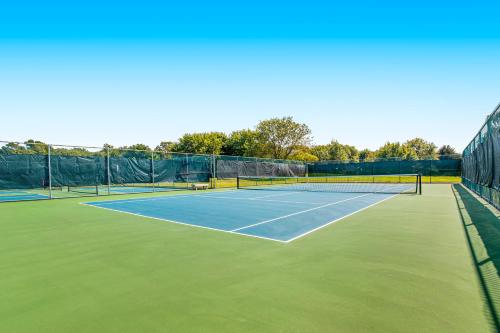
[2, 117, 458, 161]
[154, 117, 458, 161]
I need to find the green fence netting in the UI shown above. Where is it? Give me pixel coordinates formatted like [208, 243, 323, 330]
[0, 153, 49, 190]
[308, 158, 461, 182]
[1, 139, 468, 203]
[462, 104, 500, 210]
[51, 155, 106, 188]
[215, 155, 306, 180]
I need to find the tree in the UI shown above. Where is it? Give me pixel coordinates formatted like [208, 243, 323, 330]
[175, 132, 227, 154]
[289, 150, 319, 162]
[375, 142, 416, 160]
[124, 144, 152, 151]
[326, 140, 361, 161]
[51, 147, 95, 157]
[404, 138, 437, 160]
[327, 141, 349, 161]
[343, 144, 359, 161]
[25, 139, 48, 154]
[310, 145, 330, 161]
[223, 130, 261, 157]
[100, 143, 117, 157]
[1, 142, 29, 154]
[155, 141, 178, 153]
[437, 145, 456, 156]
[359, 149, 376, 161]
[255, 117, 312, 159]
[288, 145, 319, 162]
[117, 144, 152, 158]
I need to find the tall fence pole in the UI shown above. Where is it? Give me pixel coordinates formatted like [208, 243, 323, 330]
[398, 160, 401, 182]
[186, 154, 190, 189]
[237, 156, 240, 178]
[107, 147, 111, 195]
[211, 154, 216, 189]
[429, 159, 432, 184]
[48, 145, 52, 199]
[151, 151, 155, 192]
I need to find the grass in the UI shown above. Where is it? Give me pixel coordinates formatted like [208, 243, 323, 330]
[213, 175, 461, 189]
[0, 185, 492, 332]
[422, 175, 461, 183]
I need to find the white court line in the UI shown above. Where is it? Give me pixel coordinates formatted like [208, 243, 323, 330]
[81, 191, 403, 243]
[283, 193, 399, 243]
[192, 195, 322, 205]
[83, 189, 239, 205]
[79, 202, 288, 243]
[83, 189, 313, 206]
[251, 192, 302, 199]
[231, 193, 371, 232]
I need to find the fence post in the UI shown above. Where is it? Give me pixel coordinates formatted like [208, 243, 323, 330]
[398, 160, 401, 182]
[107, 147, 111, 195]
[48, 145, 52, 199]
[186, 154, 190, 189]
[151, 150, 155, 192]
[212, 154, 216, 189]
[429, 159, 432, 184]
[236, 156, 240, 178]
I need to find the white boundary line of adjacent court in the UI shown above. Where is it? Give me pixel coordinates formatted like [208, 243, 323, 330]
[80, 191, 401, 243]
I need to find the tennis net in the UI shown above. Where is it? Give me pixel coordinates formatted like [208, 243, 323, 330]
[237, 174, 422, 194]
[67, 185, 99, 195]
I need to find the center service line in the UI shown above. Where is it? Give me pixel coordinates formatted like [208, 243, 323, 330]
[231, 193, 371, 232]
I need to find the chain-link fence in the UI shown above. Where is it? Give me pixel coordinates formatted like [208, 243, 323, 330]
[462, 103, 500, 210]
[308, 155, 462, 184]
[1, 139, 466, 203]
[0, 141, 307, 202]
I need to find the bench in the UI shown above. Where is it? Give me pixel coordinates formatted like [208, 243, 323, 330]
[191, 183, 209, 191]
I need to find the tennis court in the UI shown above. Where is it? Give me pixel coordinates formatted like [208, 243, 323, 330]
[0, 190, 49, 202]
[85, 174, 421, 242]
[0, 184, 185, 202]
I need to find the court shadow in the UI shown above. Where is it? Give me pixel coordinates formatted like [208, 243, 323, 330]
[453, 184, 500, 331]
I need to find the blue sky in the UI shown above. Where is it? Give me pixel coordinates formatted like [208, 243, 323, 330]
[1, 1, 499, 151]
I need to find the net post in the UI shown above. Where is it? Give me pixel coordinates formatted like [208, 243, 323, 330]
[48, 144, 52, 199]
[107, 147, 111, 195]
[420, 174, 423, 194]
[151, 150, 155, 192]
[236, 176, 240, 189]
[418, 174, 422, 195]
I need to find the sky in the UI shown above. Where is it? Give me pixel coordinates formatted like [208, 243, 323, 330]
[1, 1, 499, 152]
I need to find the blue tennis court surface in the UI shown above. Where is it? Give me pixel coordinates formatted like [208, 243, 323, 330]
[85, 188, 400, 242]
[0, 190, 49, 202]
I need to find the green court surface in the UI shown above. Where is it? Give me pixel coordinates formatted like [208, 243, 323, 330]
[0, 185, 495, 332]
